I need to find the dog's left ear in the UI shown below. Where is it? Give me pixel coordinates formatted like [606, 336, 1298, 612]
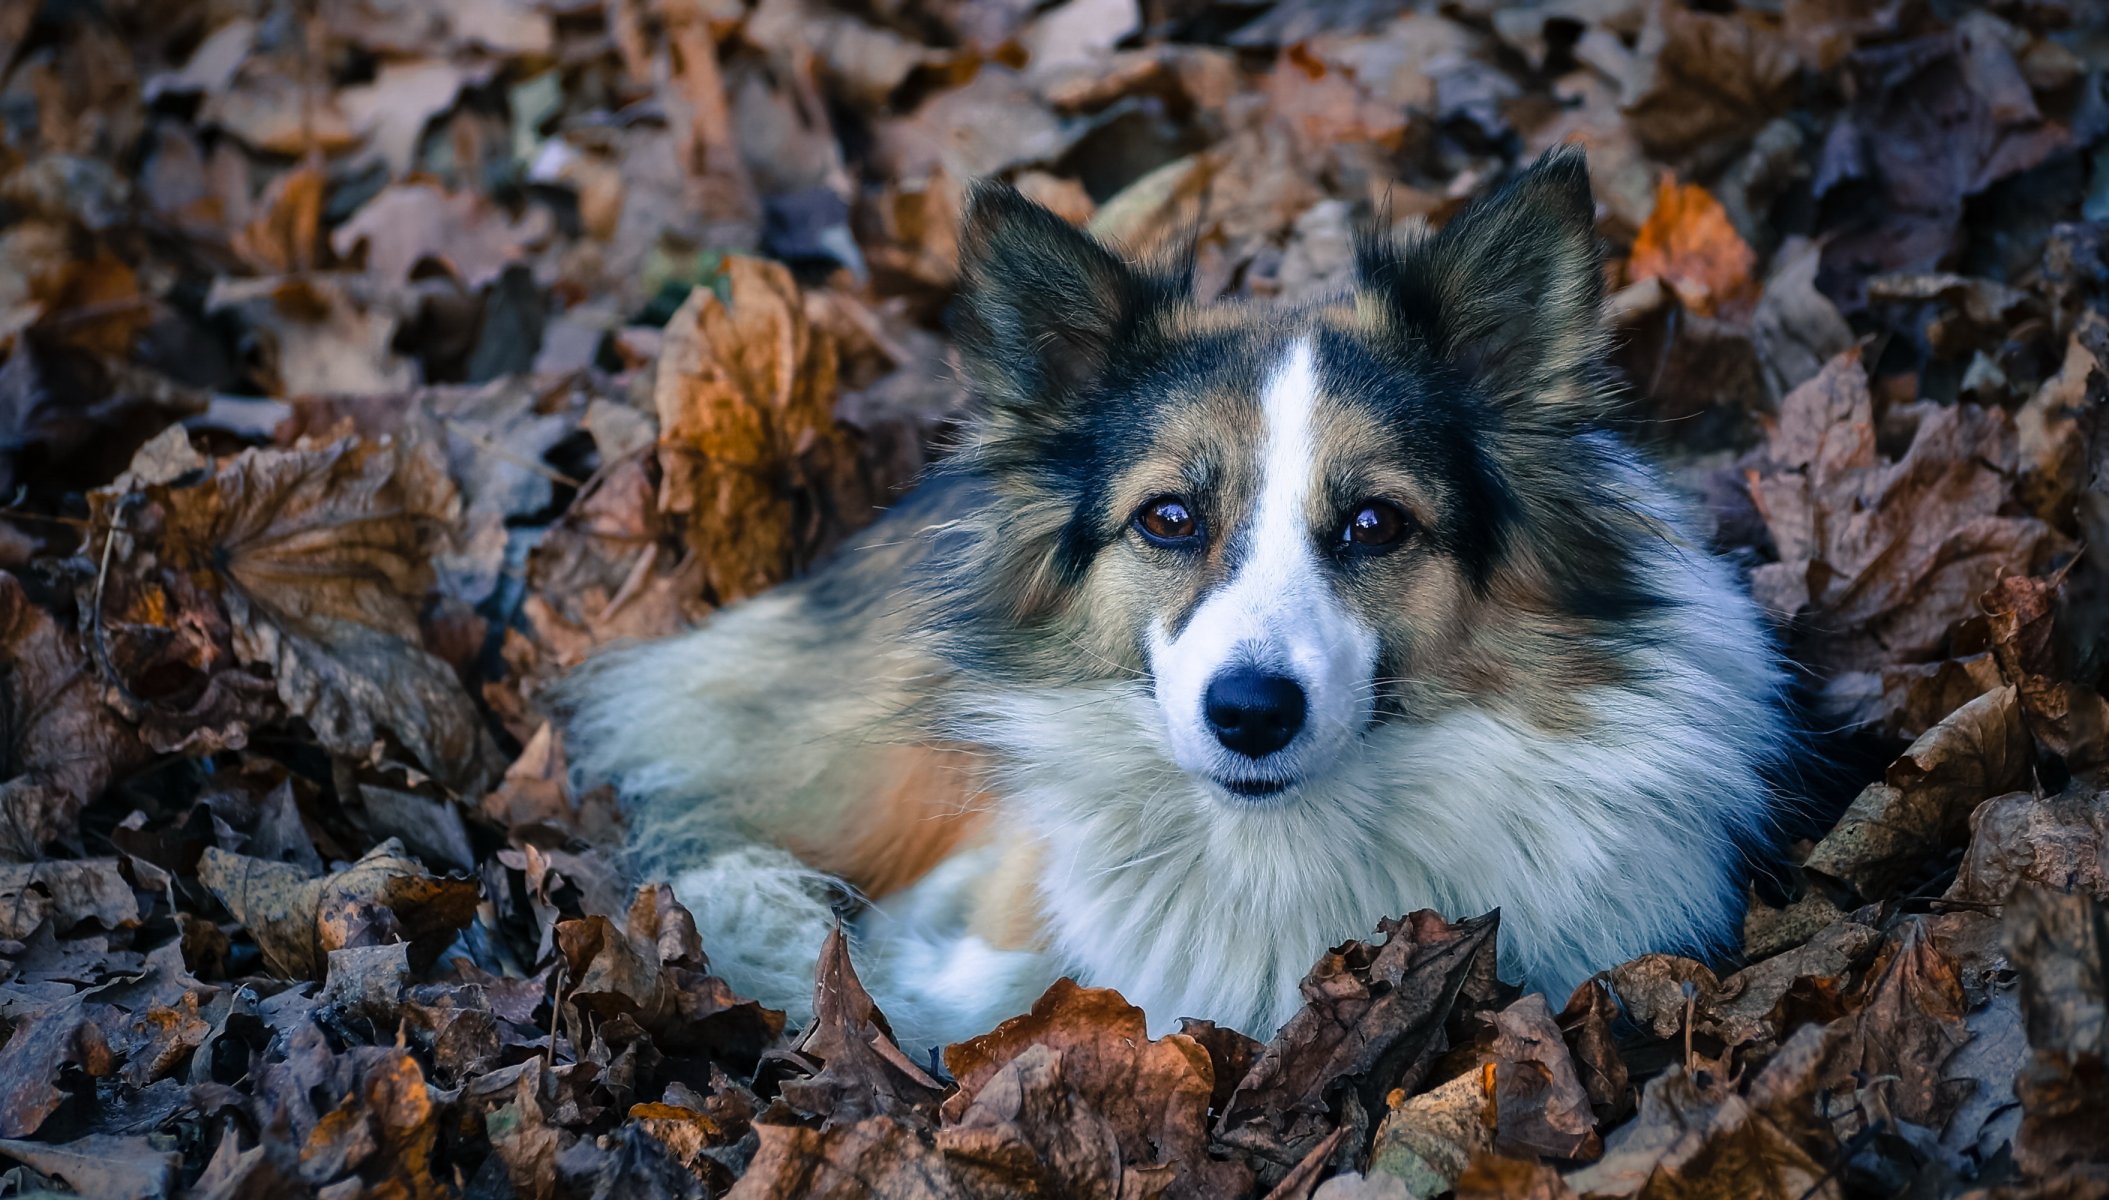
[952, 183, 1178, 426]
[1357, 148, 1604, 414]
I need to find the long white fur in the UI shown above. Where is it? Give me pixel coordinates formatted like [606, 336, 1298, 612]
[566, 344, 1789, 1053]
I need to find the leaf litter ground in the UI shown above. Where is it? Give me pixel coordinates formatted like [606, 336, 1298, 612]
[2, 0, 2108, 1197]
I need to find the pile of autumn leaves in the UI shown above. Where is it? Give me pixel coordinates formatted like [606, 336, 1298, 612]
[2, 0, 2109, 1193]
[0, 329, 2104, 1200]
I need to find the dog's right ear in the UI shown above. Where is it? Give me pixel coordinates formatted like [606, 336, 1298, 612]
[953, 183, 1175, 424]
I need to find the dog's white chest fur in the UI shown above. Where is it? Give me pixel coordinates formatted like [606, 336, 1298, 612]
[938, 543, 1783, 1042]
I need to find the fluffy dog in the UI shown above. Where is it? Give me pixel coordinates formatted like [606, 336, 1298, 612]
[563, 149, 1791, 1051]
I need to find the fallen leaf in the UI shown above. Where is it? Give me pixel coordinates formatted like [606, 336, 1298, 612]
[1804, 686, 2032, 902]
[0, 1134, 179, 1200]
[86, 429, 502, 791]
[776, 926, 944, 1125]
[653, 256, 845, 604]
[1366, 1066, 1497, 1196]
[731, 1116, 964, 1199]
[1950, 784, 2109, 905]
[1618, 1, 1800, 160]
[941, 979, 1255, 1198]
[197, 839, 479, 980]
[0, 1001, 114, 1137]
[1485, 994, 1601, 1161]
[1628, 177, 1758, 319]
[0, 860, 139, 939]
[1749, 349, 2066, 685]
[330, 182, 551, 290]
[0, 573, 143, 857]
[1218, 911, 1501, 1175]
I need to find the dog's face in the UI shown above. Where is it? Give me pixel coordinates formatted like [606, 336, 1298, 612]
[946, 151, 1662, 804]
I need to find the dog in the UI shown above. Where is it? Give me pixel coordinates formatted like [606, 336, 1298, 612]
[562, 148, 1792, 1052]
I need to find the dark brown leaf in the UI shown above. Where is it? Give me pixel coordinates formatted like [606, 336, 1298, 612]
[1218, 911, 1501, 1175]
[941, 978, 1254, 1198]
[197, 839, 479, 980]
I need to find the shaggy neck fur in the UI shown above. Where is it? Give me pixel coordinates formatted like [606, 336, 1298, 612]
[953, 497, 1786, 1037]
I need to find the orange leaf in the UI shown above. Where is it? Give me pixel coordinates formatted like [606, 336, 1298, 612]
[1628, 177, 1757, 319]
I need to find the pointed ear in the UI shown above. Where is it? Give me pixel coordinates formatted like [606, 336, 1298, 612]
[952, 182, 1178, 421]
[1356, 147, 1605, 412]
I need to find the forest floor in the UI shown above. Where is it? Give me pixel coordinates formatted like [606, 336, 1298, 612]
[1, 0, 2107, 1196]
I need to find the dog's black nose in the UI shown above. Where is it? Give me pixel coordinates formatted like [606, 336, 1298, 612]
[1203, 668, 1307, 758]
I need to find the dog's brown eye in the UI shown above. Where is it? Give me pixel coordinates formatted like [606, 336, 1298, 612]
[1340, 501, 1410, 553]
[1135, 496, 1201, 546]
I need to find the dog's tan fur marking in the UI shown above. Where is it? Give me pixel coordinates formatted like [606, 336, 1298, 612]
[785, 744, 993, 900]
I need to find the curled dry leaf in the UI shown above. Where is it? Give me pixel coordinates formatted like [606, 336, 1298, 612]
[1627, 177, 1758, 319]
[1484, 994, 1600, 1161]
[1218, 911, 1501, 1174]
[196, 839, 479, 980]
[1366, 1066, 1497, 1196]
[0, 1000, 115, 1138]
[1804, 685, 2031, 902]
[553, 884, 783, 1061]
[1561, 1067, 1838, 1200]
[654, 256, 846, 604]
[940, 978, 1255, 1198]
[86, 430, 502, 792]
[0, 573, 143, 857]
[1949, 783, 2109, 905]
[777, 925, 944, 1125]
[0, 859, 139, 938]
[732, 1115, 963, 1200]
[1983, 570, 2109, 774]
[1749, 348, 2065, 689]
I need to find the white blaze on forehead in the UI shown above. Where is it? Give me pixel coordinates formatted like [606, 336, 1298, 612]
[1147, 338, 1380, 785]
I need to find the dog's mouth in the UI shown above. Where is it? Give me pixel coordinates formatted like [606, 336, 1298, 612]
[1213, 775, 1296, 800]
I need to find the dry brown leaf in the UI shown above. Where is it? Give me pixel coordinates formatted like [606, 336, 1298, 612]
[940, 978, 1254, 1198]
[1950, 785, 2109, 905]
[1984, 571, 2109, 774]
[0, 860, 138, 939]
[330, 182, 551, 290]
[1618, 0, 1800, 159]
[553, 884, 783, 1059]
[731, 1116, 964, 1199]
[0, 573, 142, 858]
[1817, 919, 1974, 1132]
[1628, 177, 1758, 319]
[1485, 994, 1601, 1161]
[197, 839, 478, 980]
[1804, 686, 2032, 902]
[1749, 349, 2066, 683]
[1218, 911, 1502, 1175]
[87, 429, 501, 791]
[231, 163, 325, 276]
[654, 256, 844, 604]
[778, 926, 944, 1125]
[0, 998, 115, 1139]
[1367, 1068, 1498, 1197]
[1562, 1068, 1838, 1200]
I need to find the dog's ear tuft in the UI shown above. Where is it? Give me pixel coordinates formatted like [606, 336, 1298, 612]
[1357, 147, 1605, 416]
[953, 182, 1172, 419]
